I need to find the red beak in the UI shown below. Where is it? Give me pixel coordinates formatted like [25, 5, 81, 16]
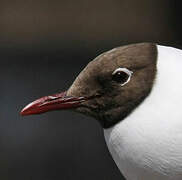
[20, 91, 86, 116]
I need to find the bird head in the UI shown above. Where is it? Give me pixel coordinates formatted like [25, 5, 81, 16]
[20, 43, 157, 128]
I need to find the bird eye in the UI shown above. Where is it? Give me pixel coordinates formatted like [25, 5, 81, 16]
[112, 68, 133, 86]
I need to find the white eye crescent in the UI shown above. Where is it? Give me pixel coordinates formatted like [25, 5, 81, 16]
[112, 68, 133, 86]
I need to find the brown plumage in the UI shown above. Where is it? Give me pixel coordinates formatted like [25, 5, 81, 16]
[67, 43, 157, 128]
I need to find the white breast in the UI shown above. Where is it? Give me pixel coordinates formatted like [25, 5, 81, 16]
[104, 45, 182, 180]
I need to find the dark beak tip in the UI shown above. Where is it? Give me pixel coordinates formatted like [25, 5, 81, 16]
[20, 110, 25, 116]
[20, 107, 30, 116]
[20, 100, 39, 116]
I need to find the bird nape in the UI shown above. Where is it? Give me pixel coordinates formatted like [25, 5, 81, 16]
[21, 42, 182, 180]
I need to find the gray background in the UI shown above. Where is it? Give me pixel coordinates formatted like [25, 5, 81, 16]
[1, 0, 182, 179]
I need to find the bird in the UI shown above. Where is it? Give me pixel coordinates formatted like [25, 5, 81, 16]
[20, 42, 182, 180]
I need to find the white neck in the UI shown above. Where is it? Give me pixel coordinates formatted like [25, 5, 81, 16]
[104, 45, 182, 180]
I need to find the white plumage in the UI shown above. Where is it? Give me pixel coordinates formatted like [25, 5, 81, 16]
[104, 45, 182, 180]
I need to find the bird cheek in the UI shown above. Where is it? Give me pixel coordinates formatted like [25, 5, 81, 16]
[74, 106, 97, 119]
[75, 99, 98, 114]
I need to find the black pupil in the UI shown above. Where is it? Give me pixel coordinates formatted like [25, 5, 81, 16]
[112, 71, 129, 84]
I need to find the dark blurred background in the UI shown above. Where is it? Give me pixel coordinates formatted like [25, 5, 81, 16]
[1, 0, 182, 179]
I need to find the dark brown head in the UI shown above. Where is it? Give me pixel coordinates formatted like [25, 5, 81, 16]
[21, 43, 157, 128]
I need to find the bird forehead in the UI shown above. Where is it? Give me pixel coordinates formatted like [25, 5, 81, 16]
[85, 57, 117, 76]
[79, 43, 157, 80]
[88, 46, 140, 72]
[85, 50, 125, 74]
